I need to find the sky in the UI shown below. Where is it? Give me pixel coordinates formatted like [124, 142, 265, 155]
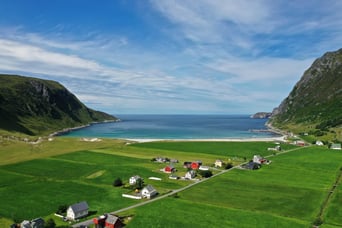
[0, 0, 341, 114]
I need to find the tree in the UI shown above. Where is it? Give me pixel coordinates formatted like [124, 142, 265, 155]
[134, 178, 144, 189]
[199, 170, 213, 178]
[113, 178, 123, 187]
[45, 218, 56, 228]
[225, 163, 233, 169]
[56, 204, 68, 214]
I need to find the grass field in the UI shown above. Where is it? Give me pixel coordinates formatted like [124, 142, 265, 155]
[0, 138, 341, 227]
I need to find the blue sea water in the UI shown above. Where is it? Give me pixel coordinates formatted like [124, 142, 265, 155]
[61, 114, 279, 139]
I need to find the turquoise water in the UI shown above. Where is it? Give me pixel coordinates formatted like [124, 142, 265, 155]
[61, 114, 279, 139]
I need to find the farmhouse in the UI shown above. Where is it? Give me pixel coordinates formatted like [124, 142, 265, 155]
[191, 162, 200, 170]
[183, 161, 192, 168]
[315, 140, 324, 146]
[253, 155, 268, 164]
[215, 159, 223, 167]
[330, 143, 341, 150]
[67, 201, 89, 220]
[129, 175, 142, 185]
[163, 165, 176, 173]
[141, 185, 158, 199]
[242, 161, 261, 170]
[185, 170, 196, 179]
[20, 218, 44, 228]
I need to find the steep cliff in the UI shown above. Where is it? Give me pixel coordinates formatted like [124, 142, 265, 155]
[270, 48, 342, 138]
[0, 74, 117, 135]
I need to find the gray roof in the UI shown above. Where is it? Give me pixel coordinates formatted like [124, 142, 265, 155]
[144, 184, 156, 193]
[106, 214, 120, 225]
[69, 201, 89, 213]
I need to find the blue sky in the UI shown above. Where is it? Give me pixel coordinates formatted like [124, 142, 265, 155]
[0, 0, 341, 114]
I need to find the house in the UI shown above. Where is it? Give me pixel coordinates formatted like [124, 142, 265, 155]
[183, 161, 192, 168]
[164, 165, 176, 173]
[253, 155, 267, 164]
[105, 214, 123, 228]
[141, 185, 158, 199]
[19, 218, 44, 228]
[67, 201, 89, 220]
[316, 140, 324, 146]
[20, 220, 31, 228]
[30, 218, 44, 228]
[215, 159, 223, 167]
[155, 157, 167, 163]
[170, 158, 179, 163]
[129, 175, 142, 185]
[185, 170, 196, 179]
[94, 214, 123, 228]
[330, 143, 342, 150]
[295, 140, 305, 146]
[191, 162, 200, 170]
[242, 161, 261, 170]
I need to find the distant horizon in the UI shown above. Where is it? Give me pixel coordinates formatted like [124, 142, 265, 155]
[1, 1, 341, 114]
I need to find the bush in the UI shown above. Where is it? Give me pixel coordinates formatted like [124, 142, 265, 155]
[199, 170, 213, 178]
[56, 204, 68, 214]
[225, 163, 233, 169]
[313, 217, 323, 226]
[113, 178, 123, 187]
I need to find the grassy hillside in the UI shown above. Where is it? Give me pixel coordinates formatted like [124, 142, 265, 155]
[1, 139, 341, 227]
[0, 74, 116, 136]
[270, 48, 342, 141]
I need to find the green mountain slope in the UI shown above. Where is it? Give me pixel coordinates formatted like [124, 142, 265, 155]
[270, 48, 342, 140]
[0, 74, 117, 136]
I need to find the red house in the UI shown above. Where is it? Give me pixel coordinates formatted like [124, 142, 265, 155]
[105, 214, 122, 228]
[191, 162, 200, 170]
[93, 214, 122, 228]
[164, 165, 175, 173]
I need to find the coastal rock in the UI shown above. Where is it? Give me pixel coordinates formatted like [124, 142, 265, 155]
[250, 112, 272, 119]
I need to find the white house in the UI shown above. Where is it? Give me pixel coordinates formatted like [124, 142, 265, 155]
[185, 170, 196, 179]
[315, 141, 324, 146]
[214, 160, 223, 168]
[129, 175, 142, 185]
[66, 201, 89, 220]
[141, 185, 158, 199]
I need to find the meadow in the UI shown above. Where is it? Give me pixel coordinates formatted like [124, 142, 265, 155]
[0, 138, 341, 227]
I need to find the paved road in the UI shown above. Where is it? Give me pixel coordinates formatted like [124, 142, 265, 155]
[73, 145, 306, 227]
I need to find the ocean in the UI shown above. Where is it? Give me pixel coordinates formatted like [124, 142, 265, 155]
[61, 114, 279, 139]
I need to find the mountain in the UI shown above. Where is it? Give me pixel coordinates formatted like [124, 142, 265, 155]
[270, 48, 342, 139]
[0, 74, 117, 136]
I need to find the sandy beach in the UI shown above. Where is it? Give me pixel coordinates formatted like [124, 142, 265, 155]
[126, 135, 287, 143]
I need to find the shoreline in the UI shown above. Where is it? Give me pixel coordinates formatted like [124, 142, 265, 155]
[125, 135, 287, 143]
[49, 119, 120, 137]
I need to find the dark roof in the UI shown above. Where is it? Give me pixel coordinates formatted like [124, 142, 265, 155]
[70, 201, 89, 213]
[106, 214, 120, 225]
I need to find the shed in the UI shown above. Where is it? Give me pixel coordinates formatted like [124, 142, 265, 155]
[67, 201, 89, 220]
[331, 143, 341, 150]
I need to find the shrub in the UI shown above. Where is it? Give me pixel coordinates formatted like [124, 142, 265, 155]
[56, 204, 68, 214]
[113, 178, 123, 187]
[225, 163, 233, 169]
[199, 170, 213, 178]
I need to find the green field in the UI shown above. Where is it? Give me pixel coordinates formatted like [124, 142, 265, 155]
[0, 138, 341, 227]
